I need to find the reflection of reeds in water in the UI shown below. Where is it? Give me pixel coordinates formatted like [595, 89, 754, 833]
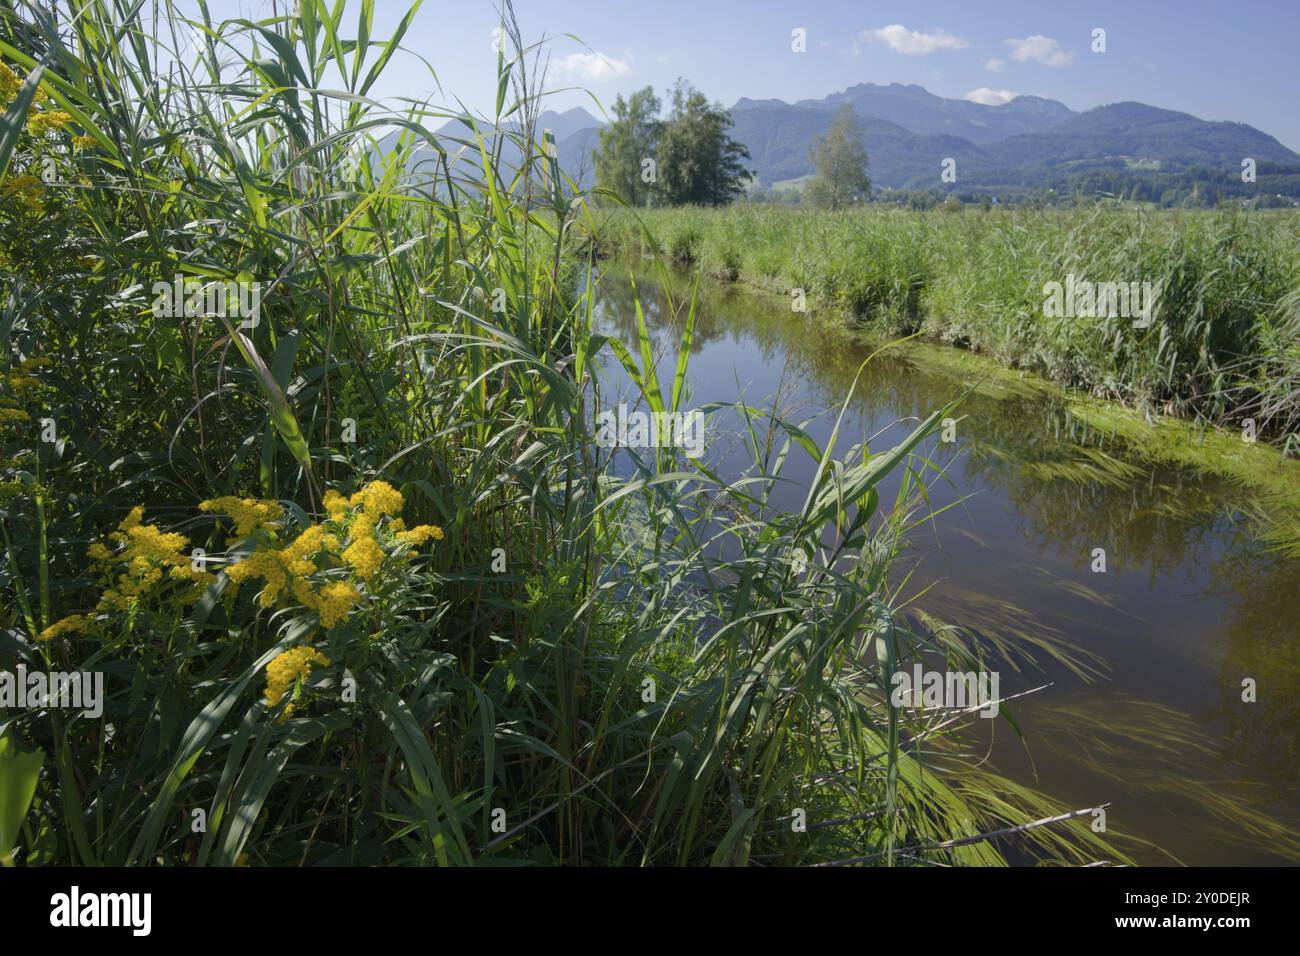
[890, 342, 1054, 402]
[802, 721, 1129, 867]
[919, 766, 1135, 867]
[901, 586, 1110, 684]
[1029, 695, 1300, 863]
[1246, 498, 1300, 559]
[962, 422, 1256, 578]
[1019, 443, 1147, 489]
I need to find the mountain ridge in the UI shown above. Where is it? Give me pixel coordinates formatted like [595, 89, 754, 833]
[386, 85, 1300, 203]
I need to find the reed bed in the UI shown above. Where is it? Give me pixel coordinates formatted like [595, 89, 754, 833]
[594, 205, 1300, 444]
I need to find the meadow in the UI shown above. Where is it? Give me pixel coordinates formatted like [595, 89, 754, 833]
[0, 1, 1121, 867]
[593, 205, 1300, 449]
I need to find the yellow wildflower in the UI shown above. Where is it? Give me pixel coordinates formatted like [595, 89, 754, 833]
[168, 561, 217, 597]
[0, 63, 21, 103]
[26, 110, 71, 135]
[126, 522, 188, 560]
[282, 523, 338, 561]
[116, 506, 144, 535]
[0, 63, 46, 104]
[8, 371, 39, 392]
[7, 360, 45, 392]
[39, 614, 86, 641]
[316, 581, 360, 628]
[225, 549, 288, 608]
[341, 532, 383, 580]
[217, 480, 420, 627]
[0, 174, 43, 213]
[0, 407, 30, 423]
[263, 645, 330, 709]
[395, 524, 444, 547]
[199, 496, 284, 537]
[93, 506, 200, 612]
[222, 516, 359, 625]
[72, 134, 96, 150]
[349, 480, 403, 517]
[322, 489, 349, 521]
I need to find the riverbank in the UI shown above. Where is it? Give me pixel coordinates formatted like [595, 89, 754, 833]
[894, 331, 1300, 555]
[591, 206, 1300, 447]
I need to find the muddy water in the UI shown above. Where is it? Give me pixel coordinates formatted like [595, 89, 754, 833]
[595, 265, 1300, 866]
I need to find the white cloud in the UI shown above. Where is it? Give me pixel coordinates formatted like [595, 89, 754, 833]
[866, 25, 969, 56]
[550, 51, 631, 82]
[964, 87, 1018, 106]
[1005, 35, 1074, 67]
[983, 57, 1005, 72]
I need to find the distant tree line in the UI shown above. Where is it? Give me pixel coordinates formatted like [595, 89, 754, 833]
[594, 84, 1299, 211]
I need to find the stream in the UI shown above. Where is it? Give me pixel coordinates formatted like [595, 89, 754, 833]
[594, 263, 1300, 865]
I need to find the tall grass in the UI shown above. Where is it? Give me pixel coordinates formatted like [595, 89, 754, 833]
[594, 205, 1300, 444]
[0, 0, 1117, 866]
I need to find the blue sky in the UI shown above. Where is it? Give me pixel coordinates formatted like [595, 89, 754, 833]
[201, 0, 1300, 150]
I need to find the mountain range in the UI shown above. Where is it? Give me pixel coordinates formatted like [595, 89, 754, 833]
[393, 83, 1300, 202]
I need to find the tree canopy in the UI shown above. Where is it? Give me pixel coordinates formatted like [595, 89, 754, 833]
[592, 87, 661, 207]
[804, 103, 871, 210]
[593, 80, 751, 206]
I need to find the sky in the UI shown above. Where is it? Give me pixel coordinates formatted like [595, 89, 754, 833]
[198, 0, 1300, 151]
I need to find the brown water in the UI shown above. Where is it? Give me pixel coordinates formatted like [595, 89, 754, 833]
[596, 265, 1300, 866]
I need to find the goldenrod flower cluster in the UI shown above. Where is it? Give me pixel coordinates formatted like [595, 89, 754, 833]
[341, 531, 384, 580]
[350, 481, 405, 516]
[38, 507, 214, 642]
[341, 480, 408, 580]
[0, 63, 69, 136]
[199, 496, 284, 537]
[7, 357, 48, 393]
[0, 63, 20, 103]
[1, 174, 44, 213]
[38, 482, 443, 664]
[26, 110, 71, 136]
[218, 514, 351, 620]
[1, 358, 49, 426]
[39, 614, 87, 642]
[395, 524, 445, 546]
[1, 62, 72, 225]
[316, 580, 362, 628]
[322, 489, 350, 520]
[263, 645, 330, 712]
[211, 481, 440, 630]
[91, 505, 214, 612]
